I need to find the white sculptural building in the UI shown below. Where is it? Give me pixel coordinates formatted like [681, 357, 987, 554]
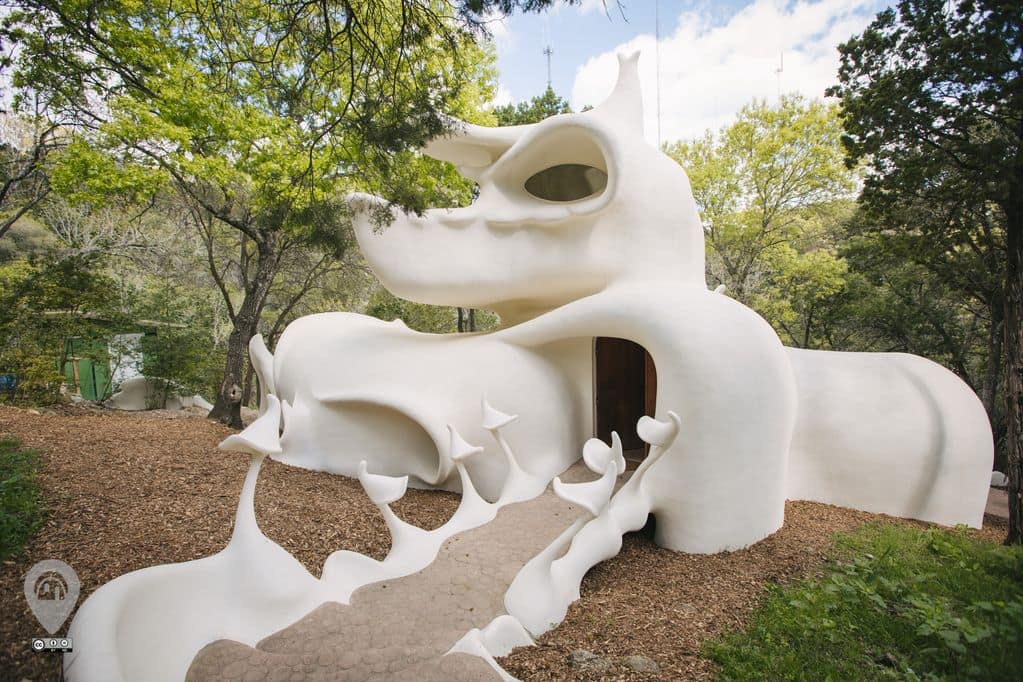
[64, 53, 993, 681]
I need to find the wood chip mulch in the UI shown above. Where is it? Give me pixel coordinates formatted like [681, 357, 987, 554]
[0, 404, 1008, 682]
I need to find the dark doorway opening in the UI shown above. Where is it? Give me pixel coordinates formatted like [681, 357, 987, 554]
[594, 337, 657, 468]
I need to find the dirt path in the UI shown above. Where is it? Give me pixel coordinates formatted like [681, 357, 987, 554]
[187, 469, 591, 681]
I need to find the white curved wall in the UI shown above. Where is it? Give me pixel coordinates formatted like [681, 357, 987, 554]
[786, 348, 992, 527]
[272, 312, 588, 500]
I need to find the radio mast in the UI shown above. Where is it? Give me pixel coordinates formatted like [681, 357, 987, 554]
[543, 45, 553, 89]
[775, 52, 784, 100]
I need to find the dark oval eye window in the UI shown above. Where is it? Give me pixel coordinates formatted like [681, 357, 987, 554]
[524, 164, 608, 202]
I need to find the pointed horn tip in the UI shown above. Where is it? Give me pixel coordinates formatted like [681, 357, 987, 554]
[447, 423, 485, 461]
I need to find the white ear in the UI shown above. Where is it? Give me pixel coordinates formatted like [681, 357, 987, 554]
[423, 120, 528, 178]
[589, 51, 643, 130]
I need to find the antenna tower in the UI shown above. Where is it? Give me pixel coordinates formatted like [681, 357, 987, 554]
[655, 0, 662, 146]
[775, 52, 784, 100]
[543, 45, 553, 89]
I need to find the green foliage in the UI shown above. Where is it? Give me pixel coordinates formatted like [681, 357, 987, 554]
[839, 217, 1004, 403]
[364, 288, 499, 334]
[0, 257, 129, 404]
[0, 438, 45, 561]
[365, 288, 459, 334]
[6, 0, 502, 218]
[3, 0, 510, 425]
[754, 244, 852, 349]
[134, 281, 224, 402]
[665, 97, 859, 347]
[827, 0, 1018, 478]
[826, 0, 1020, 221]
[706, 524, 1023, 680]
[493, 86, 572, 126]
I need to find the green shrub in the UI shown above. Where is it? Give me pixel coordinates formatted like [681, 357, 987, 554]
[706, 523, 1023, 680]
[0, 438, 46, 560]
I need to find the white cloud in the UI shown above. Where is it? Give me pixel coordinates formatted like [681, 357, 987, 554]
[577, 0, 613, 16]
[490, 84, 513, 108]
[570, 0, 881, 144]
[482, 10, 513, 47]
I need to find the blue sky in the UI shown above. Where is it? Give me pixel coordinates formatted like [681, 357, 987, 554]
[486, 0, 889, 144]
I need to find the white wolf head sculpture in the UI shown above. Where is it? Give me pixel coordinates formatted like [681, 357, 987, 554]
[349, 52, 707, 323]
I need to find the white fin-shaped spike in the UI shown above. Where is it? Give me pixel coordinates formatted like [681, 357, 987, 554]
[481, 396, 519, 431]
[610, 431, 625, 473]
[445, 628, 519, 682]
[714, 283, 727, 294]
[553, 463, 619, 516]
[591, 51, 643, 129]
[219, 394, 282, 457]
[357, 460, 408, 506]
[637, 411, 682, 448]
[480, 614, 534, 656]
[448, 424, 484, 462]
[504, 516, 587, 636]
[582, 431, 625, 475]
[423, 117, 526, 170]
[248, 334, 276, 415]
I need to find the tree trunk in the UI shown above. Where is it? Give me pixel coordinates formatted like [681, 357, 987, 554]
[457, 307, 465, 333]
[982, 298, 1006, 471]
[241, 360, 255, 409]
[1004, 200, 1022, 545]
[468, 308, 476, 332]
[983, 302, 1004, 417]
[208, 233, 279, 429]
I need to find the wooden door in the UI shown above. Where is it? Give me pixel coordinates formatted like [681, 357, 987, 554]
[594, 337, 655, 453]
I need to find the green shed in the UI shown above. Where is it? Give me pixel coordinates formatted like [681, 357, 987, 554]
[62, 337, 115, 401]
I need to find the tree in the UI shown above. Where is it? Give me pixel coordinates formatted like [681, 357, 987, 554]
[826, 0, 1022, 543]
[754, 243, 852, 349]
[840, 200, 1007, 459]
[3, 0, 503, 427]
[665, 96, 857, 306]
[0, 113, 60, 241]
[493, 86, 572, 126]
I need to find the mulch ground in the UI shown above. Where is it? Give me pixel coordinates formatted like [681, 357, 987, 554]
[0, 404, 1008, 682]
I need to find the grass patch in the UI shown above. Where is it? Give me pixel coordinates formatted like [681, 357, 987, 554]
[0, 437, 45, 560]
[706, 523, 1023, 680]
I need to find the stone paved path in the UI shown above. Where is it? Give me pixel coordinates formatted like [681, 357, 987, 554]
[186, 465, 594, 681]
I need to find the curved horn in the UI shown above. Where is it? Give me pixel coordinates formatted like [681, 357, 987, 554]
[590, 51, 643, 129]
[423, 119, 528, 177]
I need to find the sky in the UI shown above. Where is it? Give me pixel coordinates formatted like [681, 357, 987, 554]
[486, 0, 889, 145]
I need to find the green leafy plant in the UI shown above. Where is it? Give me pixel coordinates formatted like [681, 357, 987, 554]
[0, 438, 45, 560]
[706, 523, 1023, 680]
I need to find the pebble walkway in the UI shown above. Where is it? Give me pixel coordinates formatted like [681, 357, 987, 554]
[186, 465, 595, 681]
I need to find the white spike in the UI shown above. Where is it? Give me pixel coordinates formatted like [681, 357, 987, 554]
[582, 431, 625, 475]
[357, 460, 408, 506]
[481, 396, 518, 431]
[553, 463, 619, 517]
[591, 51, 643, 129]
[218, 395, 282, 457]
[248, 334, 276, 415]
[714, 284, 727, 294]
[448, 424, 485, 462]
[637, 411, 682, 448]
